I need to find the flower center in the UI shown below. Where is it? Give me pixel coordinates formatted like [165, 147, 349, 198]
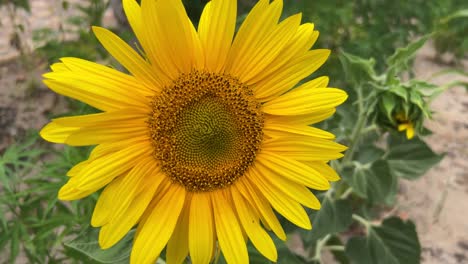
[148, 71, 264, 192]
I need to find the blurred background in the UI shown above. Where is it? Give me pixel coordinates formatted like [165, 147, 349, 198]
[0, 0, 467, 263]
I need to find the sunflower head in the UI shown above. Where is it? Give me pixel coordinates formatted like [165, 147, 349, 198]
[40, 0, 347, 263]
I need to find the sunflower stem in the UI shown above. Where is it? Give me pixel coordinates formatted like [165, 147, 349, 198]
[352, 214, 371, 229]
[311, 234, 331, 261]
[323, 245, 345, 251]
[339, 187, 353, 199]
[342, 86, 367, 165]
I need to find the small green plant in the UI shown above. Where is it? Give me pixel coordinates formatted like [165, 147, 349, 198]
[0, 133, 96, 264]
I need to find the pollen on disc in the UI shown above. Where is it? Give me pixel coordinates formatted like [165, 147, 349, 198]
[148, 71, 264, 192]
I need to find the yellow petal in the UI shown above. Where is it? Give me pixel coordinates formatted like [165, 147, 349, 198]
[266, 108, 336, 126]
[264, 119, 335, 139]
[166, 194, 191, 264]
[65, 125, 147, 147]
[247, 24, 319, 85]
[60, 57, 155, 97]
[263, 87, 347, 115]
[290, 75, 330, 93]
[42, 79, 128, 112]
[75, 143, 152, 191]
[53, 111, 146, 126]
[66, 160, 89, 177]
[262, 136, 347, 160]
[231, 188, 277, 262]
[99, 162, 164, 249]
[40, 122, 79, 144]
[254, 50, 331, 101]
[406, 124, 415, 139]
[92, 26, 162, 88]
[306, 161, 341, 182]
[234, 179, 286, 240]
[57, 178, 96, 200]
[398, 123, 408, 131]
[91, 175, 125, 227]
[212, 190, 248, 264]
[122, 0, 144, 48]
[198, 0, 236, 72]
[87, 136, 149, 160]
[247, 171, 311, 230]
[256, 151, 330, 190]
[237, 13, 302, 83]
[50, 62, 69, 72]
[93, 156, 158, 228]
[131, 184, 186, 264]
[226, 0, 281, 77]
[252, 163, 321, 209]
[141, 0, 203, 79]
[189, 193, 214, 264]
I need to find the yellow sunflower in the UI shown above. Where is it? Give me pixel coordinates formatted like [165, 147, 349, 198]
[40, 0, 347, 263]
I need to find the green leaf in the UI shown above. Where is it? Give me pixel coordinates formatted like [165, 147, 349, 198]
[327, 236, 350, 264]
[387, 36, 430, 74]
[64, 227, 134, 264]
[303, 197, 353, 244]
[380, 94, 397, 124]
[339, 51, 378, 85]
[343, 160, 397, 204]
[356, 145, 385, 164]
[408, 90, 425, 112]
[387, 85, 408, 101]
[276, 237, 307, 264]
[386, 135, 443, 180]
[440, 9, 468, 24]
[345, 217, 421, 264]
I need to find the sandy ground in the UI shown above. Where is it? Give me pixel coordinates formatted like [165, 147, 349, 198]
[399, 45, 468, 264]
[1, 1, 468, 264]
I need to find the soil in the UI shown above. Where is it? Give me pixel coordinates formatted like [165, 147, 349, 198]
[399, 44, 468, 264]
[0, 2, 467, 264]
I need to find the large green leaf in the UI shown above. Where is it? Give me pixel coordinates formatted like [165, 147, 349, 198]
[64, 228, 134, 264]
[345, 217, 420, 264]
[339, 51, 378, 85]
[303, 197, 353, 244]
[386, 135, 443, 180]
[343, 160, 397, 204]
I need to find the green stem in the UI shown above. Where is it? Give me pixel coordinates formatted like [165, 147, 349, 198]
[342, 86, 368, 165]
[362, 124, 378, 134]
[311, 234, 331, 261]
[340, 187, 353, 199]
[352, 214, 370, 229]
[324, 245, 345, 251]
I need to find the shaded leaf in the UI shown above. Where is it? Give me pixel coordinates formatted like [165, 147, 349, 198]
[327, 236, 350, 264]
[343, 160, 397, 204]
[303, 197, 353, 244]
[386, 135, 443, 180]
[387, 85, 408, 101]
[64, 228, 134, 264]
[345, 217, 420, 264]
[340, 51, 378, 85]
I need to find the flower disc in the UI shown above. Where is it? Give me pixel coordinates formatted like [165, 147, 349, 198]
[148, 71, 264, 192]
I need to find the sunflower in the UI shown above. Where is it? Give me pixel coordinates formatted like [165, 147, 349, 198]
[40, 0, 347, 263]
